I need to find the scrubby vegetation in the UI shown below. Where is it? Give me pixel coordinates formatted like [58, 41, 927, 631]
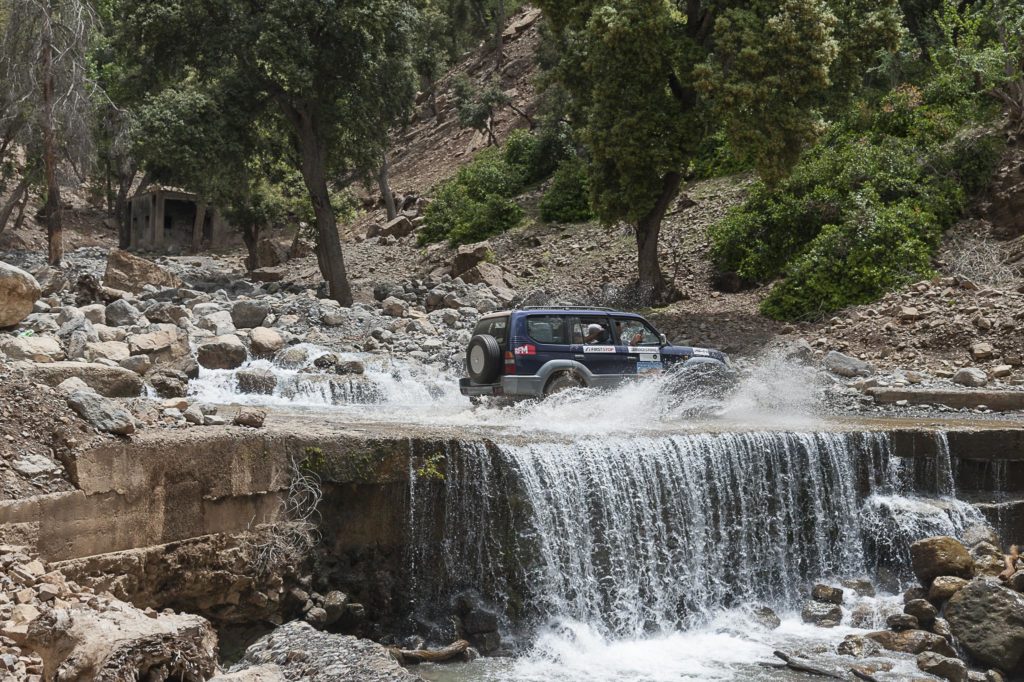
[709, 0, 1015, 320]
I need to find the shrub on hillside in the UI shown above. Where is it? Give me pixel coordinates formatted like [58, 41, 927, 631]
[709, 91, 1002, 320]
[540, 158, 593, 223]
[503, 126, 574, 186]
[419, 149, 524, 246]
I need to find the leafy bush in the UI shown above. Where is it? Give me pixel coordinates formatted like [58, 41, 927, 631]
[503, 126, 574, 186]
[540, 158, 593, 223]
[419, 149, 524, 246]
[710, 89, 1002, 320]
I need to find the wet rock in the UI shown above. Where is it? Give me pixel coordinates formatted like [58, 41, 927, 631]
[66, 390, 135, 435]
[945, 578, 1024, 671]
[104, 249, 183, 293]
[888, 613, 920, 631]
[905, 599, 938, 628]
[104, 299, 142, 327]
[812, 584, 844, 604]
[823, 350, 873, 377]
[970, 542, 1007, 578]
[917, 652, 968, 682]
[748, 605, 781, 630]
[249, 327, 284, 357]
[933, 617, 953, 640]
[275, 346, 309, 368]
[865, 629, 957, 657]
[963, 524, 1001, 549]
[237, 369, 278, 395]
[0, 262, 40, 328]
[838, 635, 883, 658]
[850, 603, 877, 629]
[323, 591, 349, 626]
[232, 300, 271, 329]
[14, 361, 143, 397]
[0, 336, 64, 362]
[233, 410, 266, 428]
[197, 335, 247, 369]
[930, 576, 969, 603]
[911, 536, 974, 585]
[335, 360, 365, 375]
[840, 578, 876, 597]
[801, 601, 842, 627]
[953, 367, 988, 388]
[462, 608, 499, 635]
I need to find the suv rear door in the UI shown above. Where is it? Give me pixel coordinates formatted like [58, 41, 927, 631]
[516, 314, 571, 375]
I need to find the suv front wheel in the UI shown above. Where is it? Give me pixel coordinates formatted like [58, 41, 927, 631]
[467, 334, 503, 384]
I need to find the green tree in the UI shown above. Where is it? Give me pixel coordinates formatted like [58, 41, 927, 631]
[537, 0, 901, 303]
[113, 0, 418, 305]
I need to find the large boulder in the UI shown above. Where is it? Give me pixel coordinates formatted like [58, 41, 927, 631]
[249, 327, 284, 357]
[381, 215, 414, 239]
[197, 335, 247, 369]
[104, 299, 142, 327]
[452, 240, 493, 277]
[945, 578, 1024, 671]
[0, 262, 41, 328]
[865, 629, 957, 658]
[801, 601, 842, 627]
[231, 300, 270, 329]
[917, 652, 968, 682]
[459, 261, 516, 291]
[127, 327, 190, 364]
[197, 310, 236, 336]
[103, 250, 183, 293]
[229, 620, 419, 681]
[911, 536, 974, 585]
[66, 390, 135, 435]
[823, 350, 873, 378]
[15, 361, 142, 397]
[0, 336, 64, 362]
[236, 368, 278, 395]
[84, 341, 131, 364]
[952, 367, 988, 388]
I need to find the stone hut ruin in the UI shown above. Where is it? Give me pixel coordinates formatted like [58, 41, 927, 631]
[128, 187, 234, 253]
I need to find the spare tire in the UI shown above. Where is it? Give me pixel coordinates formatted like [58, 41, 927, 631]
[467, 334, 503, 384]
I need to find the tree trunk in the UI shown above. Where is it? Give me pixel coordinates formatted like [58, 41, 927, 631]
[292, 108, 353, 306]
[0, 177, 30, 234]
[191, 202, 207, 253]
[41, 0, 63, 266]
[240, 223, 261, 272]
[635, 171, 682, 304]
[378, 156, 397, 221]
[494, 0, 505, 70]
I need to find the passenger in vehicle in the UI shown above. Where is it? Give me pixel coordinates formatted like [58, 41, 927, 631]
[583, 323, 610, 344]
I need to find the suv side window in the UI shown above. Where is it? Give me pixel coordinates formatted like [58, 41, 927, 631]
[526, 315, 567, 344]
[570, 315, 613, 345]
[615, 317, 661, 347]
[473, 316, 509, 344]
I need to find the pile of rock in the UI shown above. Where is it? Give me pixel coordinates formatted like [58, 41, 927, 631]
[802, 275, 1024, 382]
[0, 545, 218, 681]
[837, 532, 1024, 681]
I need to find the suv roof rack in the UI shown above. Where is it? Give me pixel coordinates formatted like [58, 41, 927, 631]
[519, 305, 615, 311]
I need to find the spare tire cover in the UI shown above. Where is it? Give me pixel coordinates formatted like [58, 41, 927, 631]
[467, 334, 502, 384]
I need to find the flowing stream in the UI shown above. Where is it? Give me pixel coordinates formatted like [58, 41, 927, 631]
[188, 347, 1001, 680]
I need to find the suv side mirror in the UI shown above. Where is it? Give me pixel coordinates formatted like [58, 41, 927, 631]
[659, 333, 668, 346]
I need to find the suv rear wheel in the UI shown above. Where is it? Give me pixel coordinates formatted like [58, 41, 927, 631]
[467, 334, 503, 384]
[544, 371, 584, 396]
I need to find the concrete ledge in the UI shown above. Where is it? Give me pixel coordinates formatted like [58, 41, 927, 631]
[867, 387, 1024, 412]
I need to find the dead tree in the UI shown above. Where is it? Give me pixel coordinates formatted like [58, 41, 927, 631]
[0, 0, 96, 265]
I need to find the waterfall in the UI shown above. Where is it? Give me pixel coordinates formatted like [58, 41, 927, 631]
[407, 430, 985, 639]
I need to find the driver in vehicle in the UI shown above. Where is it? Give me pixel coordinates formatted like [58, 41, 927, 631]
[583, 323, 610, 344]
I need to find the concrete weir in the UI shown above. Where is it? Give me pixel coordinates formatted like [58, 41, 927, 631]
[0, 416, 1022, 616]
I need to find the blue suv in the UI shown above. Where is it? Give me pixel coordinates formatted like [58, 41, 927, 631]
[459, 306, 732, 399]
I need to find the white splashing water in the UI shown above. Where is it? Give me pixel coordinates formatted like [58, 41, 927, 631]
[409, 430, 988, 682]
